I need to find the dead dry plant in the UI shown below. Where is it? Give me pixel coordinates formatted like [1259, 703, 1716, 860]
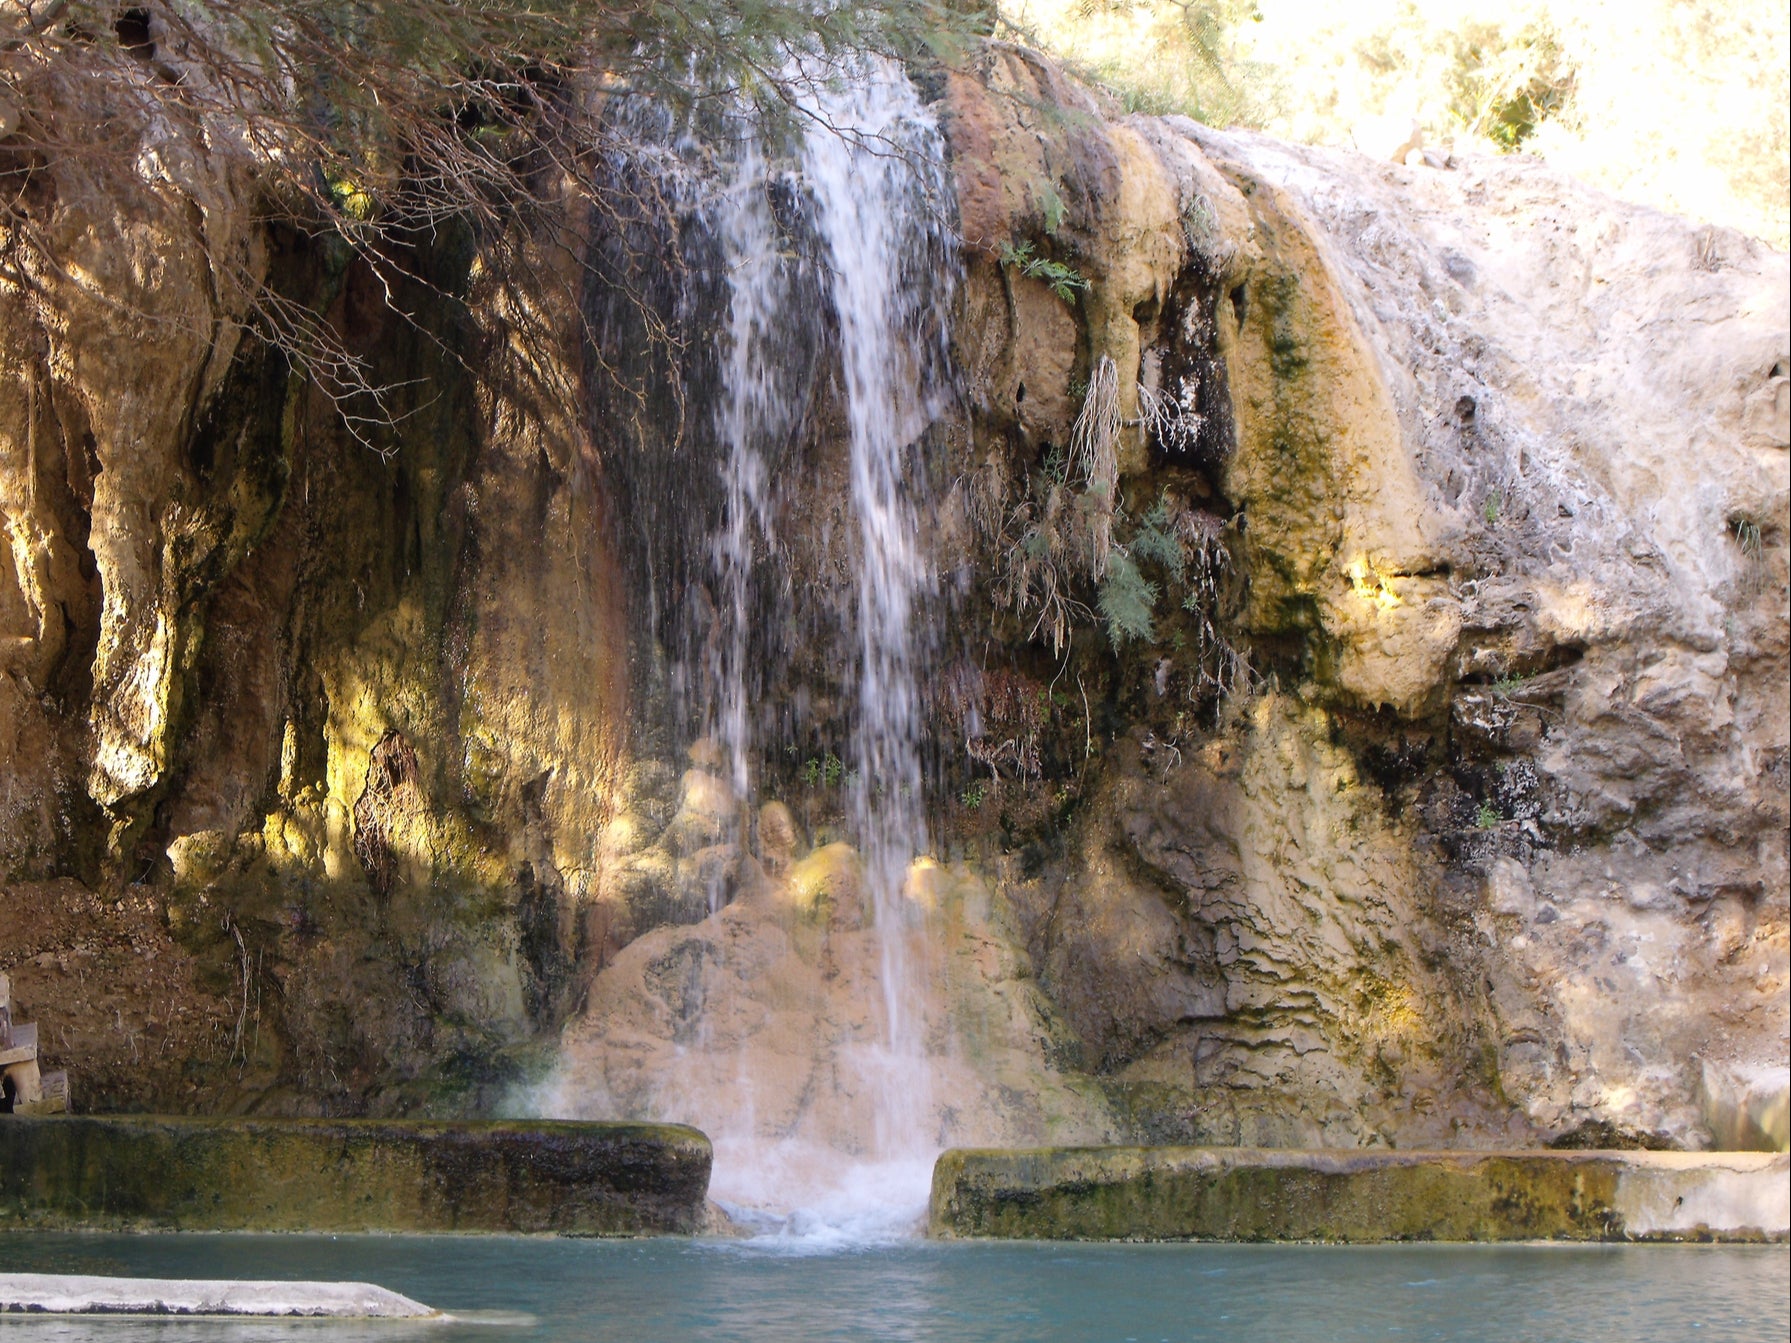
[0, 0, 980, 448]
[1068, 351, 1120, 576]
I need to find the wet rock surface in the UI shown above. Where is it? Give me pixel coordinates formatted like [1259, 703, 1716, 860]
[930, 1145, 1791, 1242]
[0, 1116, 711, 1234]
[545, 849, 1118, 1215]
[933, 65, 1789, 1153]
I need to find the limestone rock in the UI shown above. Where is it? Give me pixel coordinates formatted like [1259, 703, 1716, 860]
[784, 842, 868, 928]
[938, 51, 1786, 1153]
[931, 1145, 1791, 1242]
[544, 860, 1117, 1214]
[755, 801, 801, 875]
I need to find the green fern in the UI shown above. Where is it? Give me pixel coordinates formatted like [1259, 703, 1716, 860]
[1129, 492, 1187, 582]
[1098, 550, 1158, 650]
[999, 240, 1090, 303]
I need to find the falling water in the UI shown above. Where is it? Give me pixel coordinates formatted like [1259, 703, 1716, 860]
[708, 129, 797, 831]
[544, 57, 977, 1239]
[806, 59, 956, 1165]
[711, 57, 956, 1227]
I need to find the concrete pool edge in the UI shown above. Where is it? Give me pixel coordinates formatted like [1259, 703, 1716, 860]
[928, 1147, 1791, 1243]
[0, 1115, 712, 1235]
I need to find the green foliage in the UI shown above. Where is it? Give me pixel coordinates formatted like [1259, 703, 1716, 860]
[1013, 0, 1274, 128]
[1490, 672, 1531, 698]
[960, 780, 988, 810]
[999, 241, 1090, 303]
[1730, 516, 1764, 559]
[991, 461, 1242, 706]
[800, 753, 844, 787]
[1475, 801, 1502, 829]
[1444, 20, 1573, 152]
[1129, 492, 1187, 583]
[1035, 180, 1070, 236]
[1483, 494, 1501, 526]
[1097, 550, 1158, 650]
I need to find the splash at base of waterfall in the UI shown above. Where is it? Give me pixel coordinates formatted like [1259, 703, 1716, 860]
[711, 1148, 937, 1246]
[532, 847, 1116, 1241]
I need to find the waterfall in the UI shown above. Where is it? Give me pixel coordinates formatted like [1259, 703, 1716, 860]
[545, 57, 965, 1238]
[709, 128, 795, 838]
[707, 60, 954, 843]
[541, 60, 1115, 1231]
[701, 57, 957, 1229]
[803, 59, 957, 1173]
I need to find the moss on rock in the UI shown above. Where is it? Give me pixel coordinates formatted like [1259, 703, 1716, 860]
[930, 1145, 1790, 1242]
[0, 1115, 712, 1235]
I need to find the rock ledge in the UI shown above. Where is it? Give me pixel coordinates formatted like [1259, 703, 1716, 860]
[930, 1146, 1791, 1242]
[0, 1116, 711, 1235]
[0, 1273, 436, 1318]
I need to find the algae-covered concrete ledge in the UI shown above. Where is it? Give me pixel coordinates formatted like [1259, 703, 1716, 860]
[0, 1116, 711, 1235]
[929, 1147, 1791, 1243]
[0, 1272, 438, 1318]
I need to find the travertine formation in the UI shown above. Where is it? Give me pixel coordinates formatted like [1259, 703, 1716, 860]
[929, 46, 1788, 1152]
[930, 1145, 1791, 1241]
[0, 1115, 711, 1234]
[0, 1273, 437, 1318]
[0, 40, 1784, 1161]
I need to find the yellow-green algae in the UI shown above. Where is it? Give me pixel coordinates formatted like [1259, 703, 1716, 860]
[0, 1116, 710, 1235]
[929, 1145, 1790, 1243]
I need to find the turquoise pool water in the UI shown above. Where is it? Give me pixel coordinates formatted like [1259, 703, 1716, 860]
[2, 1233, 1785, 1342]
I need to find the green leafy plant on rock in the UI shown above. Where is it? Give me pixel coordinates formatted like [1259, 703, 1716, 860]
[1490, 671, 1531, 698]
[1129, 491, 1187, 582]
[800, 753, 845, 788]
[999, 240, 1090, 303]
[985, 368, 1245, 697]
[1097, 550, 1159, 650]
[1730, 516, 1764, 559]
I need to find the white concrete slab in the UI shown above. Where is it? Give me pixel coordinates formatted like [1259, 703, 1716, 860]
[0, 1273, 439, 1318]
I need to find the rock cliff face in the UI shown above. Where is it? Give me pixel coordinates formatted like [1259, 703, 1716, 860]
[0, 126, 622, 1112]
[1, 42, 1785, 1151]
[932, 46, 1788, 1150]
